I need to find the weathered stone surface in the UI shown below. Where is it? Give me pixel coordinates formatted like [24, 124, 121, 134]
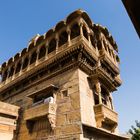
[0, 9, 129, 140]
[56, 114, 67, 126]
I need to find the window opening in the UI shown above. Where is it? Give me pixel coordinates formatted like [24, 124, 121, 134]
[39, 45, 46, 59]
[22, 57, 29, 69]
[48, 39, 56, 54]
[30, 51, 37, 64]
[71, 23, 80, 39]
[59, 31, 68, 47]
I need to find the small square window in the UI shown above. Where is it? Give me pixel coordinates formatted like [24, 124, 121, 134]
[62, 90, 68, 97]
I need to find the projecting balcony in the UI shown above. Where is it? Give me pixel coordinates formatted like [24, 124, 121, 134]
[94, 104, 118, 132]
[24, 102, 57, 121]
[99, 49, 119, 74]
[0, 101, 19, 117]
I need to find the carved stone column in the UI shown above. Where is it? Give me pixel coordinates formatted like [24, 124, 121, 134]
[88, 31, 91, 48]
[36, 48, 40, 64]
[20, 58, 24, 75]
[79, 21, 83, 36]
[55, 34, 59, 53]
[95, 81, 102, 104]
[67, 27, 71, 46]
[12, 63, 17, 79]
[27, 55, 31, 70]
[45, 41, 48, 59]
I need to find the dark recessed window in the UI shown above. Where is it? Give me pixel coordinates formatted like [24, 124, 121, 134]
[30, 51, 37, 65]
[59, 31, 68, 47]
[39, 46, 46, 59]
[71, 23, 80, 39]
[48, 39, 56, 54]
[22, 57, 29, 70]
[15, 62, 21, 74]
[83, 26, 88, 40]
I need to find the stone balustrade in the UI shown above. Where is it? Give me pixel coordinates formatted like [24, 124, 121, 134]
[94, 104, 118, 132]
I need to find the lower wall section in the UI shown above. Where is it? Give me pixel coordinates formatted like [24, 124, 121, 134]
[0, 132, 13, 140]
[81, 125, 129, 140]
[0, 124, 14, 140]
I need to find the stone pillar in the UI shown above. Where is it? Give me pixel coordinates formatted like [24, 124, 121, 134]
[45, 41, 48, 59]
[109, 94, 114, 110]
[88, 30, 91, 48]
[79, 21, 83, 36]
[67, 27, 71, 46]
[20, 58, 24, 74]
[36, 49, 39, 65]
[106, 44, 109, 55]
[110, 49, 114, 61]
[95, 81, 102, 104]
[27, 55, 31, 70]
[56, 34, 59, 53]
[99, 33, 105, 52]
[7, 67, 10, 80]
[94, 38, 99, 54]
[12, 63, 17, 79]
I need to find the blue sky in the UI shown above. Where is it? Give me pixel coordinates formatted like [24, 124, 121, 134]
[0, 0, 139, 133]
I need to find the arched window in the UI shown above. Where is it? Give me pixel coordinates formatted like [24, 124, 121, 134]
[94, 86, 109, 106]
[2, 70, 8, 81]
[90, 35, 96, 48]
[36, 36, 44, 46]
[15, 62, 21, 74]
[22, 57, 29, 70]
[48, 38, 56, 54]
[9, 66, 14, 77]
[83, 26, 88, 40]
[97, 41, 102, 50]
[30, 51, 37, 65]
[70, 23, 80, 39]
[59, 31, 68, 47]
[108, 48, 112, 57]
[101, 87, 108, 105]
[39, 45, 46, 59]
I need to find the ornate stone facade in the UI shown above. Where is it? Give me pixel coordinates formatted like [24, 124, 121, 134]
[0, 10, 129, 140]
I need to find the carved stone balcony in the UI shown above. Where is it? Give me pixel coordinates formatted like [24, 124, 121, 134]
[24, 102, 56, 121]
[89, 66, 117, 92]
[24, 102, 57, 132]
[0, 101, 19, 117]
[94, 104, 118, 132]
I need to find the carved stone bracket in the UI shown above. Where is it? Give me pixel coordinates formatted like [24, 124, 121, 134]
[48, 114, 56, 130]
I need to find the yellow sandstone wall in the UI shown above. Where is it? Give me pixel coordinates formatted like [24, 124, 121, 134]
[78, 69, 96, 127]
[6, 68, 82, 140]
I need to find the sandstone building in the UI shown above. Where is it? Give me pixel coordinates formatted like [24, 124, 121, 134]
[0, 10, 129, 140]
